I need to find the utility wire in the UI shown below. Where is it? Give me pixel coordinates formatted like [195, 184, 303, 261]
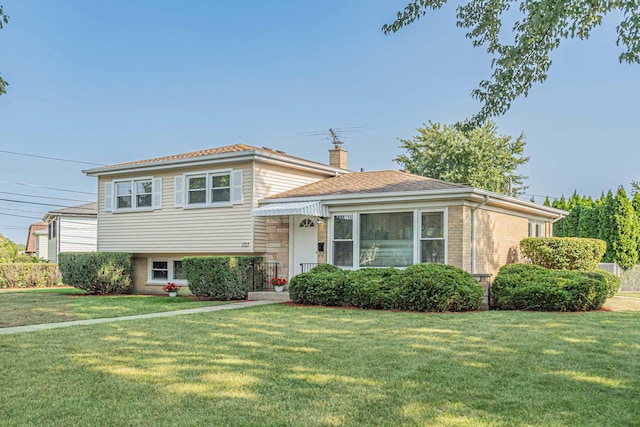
[0, 149, 104, 166]
[0, 191, 92, 203]
[0, 198, 69, 208]
[0, 212, 41, 220]
[0, 180, 95, 195]
[0, 206, 46, 215]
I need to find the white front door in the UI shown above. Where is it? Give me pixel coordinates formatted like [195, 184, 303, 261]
[292, 216, 318, 275]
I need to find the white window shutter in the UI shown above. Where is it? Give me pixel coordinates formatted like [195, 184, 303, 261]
[174, 176, 184, 208]
[232, 170, 243, 204]
[104, 182, 113, 212]
[152, 178, 162, 209]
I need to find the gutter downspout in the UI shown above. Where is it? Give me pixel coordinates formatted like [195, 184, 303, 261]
[550, 214, 566, 237]
[471, 195, 490, 274]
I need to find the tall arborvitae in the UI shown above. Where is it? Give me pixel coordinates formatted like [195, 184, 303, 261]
[577, 197, 596, 238]
[612, 186, 639, 269]
[552, 195, 568, 236]
[598, 191, 616, 262]
[543, 196, 551, 207]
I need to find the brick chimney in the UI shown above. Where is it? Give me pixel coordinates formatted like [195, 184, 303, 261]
[329, 145, 348, 169]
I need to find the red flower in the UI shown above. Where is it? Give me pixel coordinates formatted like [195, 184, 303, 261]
[163, 282, 181, 293]
[271, 277, 287, 286]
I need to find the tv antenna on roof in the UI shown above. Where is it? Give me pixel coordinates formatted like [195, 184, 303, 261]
[298, 127, 363, 149]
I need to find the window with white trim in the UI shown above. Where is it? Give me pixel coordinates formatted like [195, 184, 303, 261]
[107, 177, 161, 212]
[178, 169, 242, 208]
[333, 214, 353, 267]
[528, 221, 545, 237]
[420, 212, 445, 263]
[148, 259, 187, 284]
[330, 209, 447, 269]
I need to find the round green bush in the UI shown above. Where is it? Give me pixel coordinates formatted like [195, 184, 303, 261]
[520, 237, 606, 271]
[396, 263, 483, 312]
[492, 263, 610, 311]
[344, 268, 400, 309]
[289, 270, 348, 306]
[59, 252, 133, 294]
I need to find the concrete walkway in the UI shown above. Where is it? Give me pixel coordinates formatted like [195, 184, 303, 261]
[0, 300, 280, 336]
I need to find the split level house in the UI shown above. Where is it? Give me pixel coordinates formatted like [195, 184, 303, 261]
[83, 144, 566, 295]
[42, 202, 98, 263]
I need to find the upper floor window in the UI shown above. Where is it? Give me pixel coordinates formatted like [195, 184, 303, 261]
[104, 177, 161, 212]
[48, 220, 57, 239]
[175, 169, 243, 208]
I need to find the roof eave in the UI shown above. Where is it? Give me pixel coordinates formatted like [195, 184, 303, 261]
[261, 187, 567, 218]
[83, 150, 347, 177]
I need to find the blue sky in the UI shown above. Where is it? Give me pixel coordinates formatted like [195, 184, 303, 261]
[0, 1, 638, 244]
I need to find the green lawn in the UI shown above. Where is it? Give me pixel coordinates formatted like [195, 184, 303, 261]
[1, 304, 639, 426]
[0, 287, 229, 328]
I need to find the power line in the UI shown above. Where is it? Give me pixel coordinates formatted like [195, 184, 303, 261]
[0, 206, 47, 215]
[0, 212, 41, 220]
[0, 180, 95, 195]
[0, 191, 92, 203]
[0, 198, 69, 208]
[0, 149, 104, 166]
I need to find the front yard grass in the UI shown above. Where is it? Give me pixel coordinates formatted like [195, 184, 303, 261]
[0, 287, 230, 328]
[1, 304, 639, 426]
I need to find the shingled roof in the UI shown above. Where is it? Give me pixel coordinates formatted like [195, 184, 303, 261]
[85, 144, 346, 173]
[46, 202, 98, 217]
[266, 170, 469, 199]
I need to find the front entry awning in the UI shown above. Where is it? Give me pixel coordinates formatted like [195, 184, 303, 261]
[251, 201, 329, 217]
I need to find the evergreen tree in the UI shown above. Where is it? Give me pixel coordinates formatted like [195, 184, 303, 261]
[612, 186, 639, 269]
[543, 196, 551, 207]
[598, 191, 615, 262]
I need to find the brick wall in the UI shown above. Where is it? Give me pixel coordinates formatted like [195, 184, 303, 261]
[447, 205, 472, 272]
[266, 216, 290, 279]
[475, 209, 528, 278]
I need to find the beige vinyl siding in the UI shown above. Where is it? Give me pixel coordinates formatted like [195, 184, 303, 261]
[98, 162, 257, 253]
[252, 161, 334, 253]
[59, 217, 97, 253]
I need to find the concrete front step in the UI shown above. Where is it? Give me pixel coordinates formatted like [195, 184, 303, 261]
[248, 291, 291, 302]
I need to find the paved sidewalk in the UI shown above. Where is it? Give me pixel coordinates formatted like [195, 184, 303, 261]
[0, 300, 280, 335]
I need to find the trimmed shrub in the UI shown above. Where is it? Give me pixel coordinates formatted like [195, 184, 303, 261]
[58, 252, 133, 294]
[586, 269, 621, 297]
[0, 263, 60, 288]
[289, 270, 349, 306]
[396, 263, 483, 312]
[344, 268, 400, 309]
[520, 237, 606, 271]
[290, 263, 483, 312]
[309, 264, 342, 274]
[183, 256, 262, 300]
[492, 263, 609, 311]
[14, 255, 46, 263]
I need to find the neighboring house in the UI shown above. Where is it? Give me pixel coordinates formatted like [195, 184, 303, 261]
[42, 202, 98, 263]
[84, 143, 566, 294]
[25, 222, 48, 260]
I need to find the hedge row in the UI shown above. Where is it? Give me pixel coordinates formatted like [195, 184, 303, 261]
[289, 263, 484, 312]
[491, 264, 618, 311]
[59, 252, 134, 294]
[0, 263, 60, 288]
[183, 256, 263, 300]
[520, 237, 606, 271]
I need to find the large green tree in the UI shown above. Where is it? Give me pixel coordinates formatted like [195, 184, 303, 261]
[0, 5, 8, 95]
[383, 1, 640, 126]
[612, 186, 639, 269]
[395, 121, 528, 195]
